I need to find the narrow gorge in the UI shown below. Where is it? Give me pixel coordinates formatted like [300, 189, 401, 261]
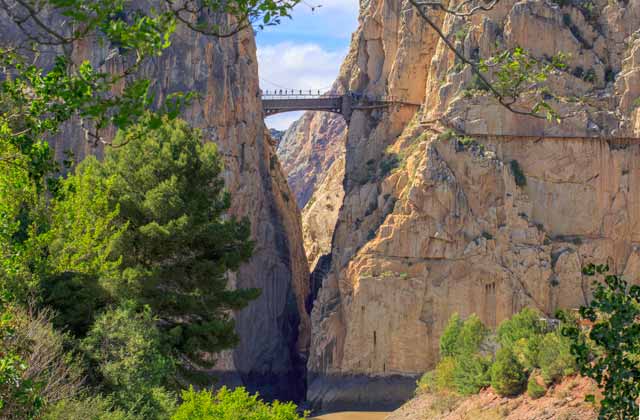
[3, 0, 640, 418]
[276, 0, 640, 413]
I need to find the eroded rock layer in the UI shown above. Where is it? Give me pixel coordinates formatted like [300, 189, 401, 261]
[307, 0, 640, 410]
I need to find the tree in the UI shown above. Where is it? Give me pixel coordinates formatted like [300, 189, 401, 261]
[440, 313, 462, 357]
[80, 304, 176, 418]
[537, 332, 576, 385]
[490, 346, 527, 397]
[561, 263, 640, 420]
[0, 0, 302, 307]
[51, 117, 259, 365]
[172, 386, 307, 420]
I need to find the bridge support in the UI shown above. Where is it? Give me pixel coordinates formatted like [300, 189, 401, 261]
[341, 94, 353, 123]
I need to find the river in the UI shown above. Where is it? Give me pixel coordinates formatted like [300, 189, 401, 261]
[312, 412, 389, 420]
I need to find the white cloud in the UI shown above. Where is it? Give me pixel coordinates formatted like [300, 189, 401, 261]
[257, 42, 347, 92]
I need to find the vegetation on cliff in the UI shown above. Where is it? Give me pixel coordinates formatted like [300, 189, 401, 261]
[416, 264, 640, 419]
[417, 308, 577, 399]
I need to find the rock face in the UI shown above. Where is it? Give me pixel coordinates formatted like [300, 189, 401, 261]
[307, 0, 640, 411]
[388, 376, 599, 420]
[276, 107, 347, 270]
[1, 6, 310, 402]
[277, 111, 347, 209]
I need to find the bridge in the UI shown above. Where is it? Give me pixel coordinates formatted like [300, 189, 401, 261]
[261, 90, 417, 122]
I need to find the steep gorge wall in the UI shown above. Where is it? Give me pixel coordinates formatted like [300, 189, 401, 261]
[307, 0, 640, 410]
[1, 7, 310, 402]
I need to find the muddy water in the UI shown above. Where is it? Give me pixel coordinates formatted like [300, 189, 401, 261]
[312, 412, 389, 420]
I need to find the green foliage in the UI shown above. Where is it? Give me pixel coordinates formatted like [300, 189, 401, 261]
[0, 300, 84, 419]
[490, 347, 527, 397]
[510, 160, 527, 187]
[497, 308, 545, 347]
[434, 314, 491, 395]
[435, 357, 457, 392]
[103, 118, 258, 362]
[425, 308, 579, 400]
[440, 313, 463, 358]
[0, 298, 44, 419]
[455, 314, 489, 355]
[478, 47, 567, 121]
[42, 395, 134, 420]
[172, 386, 307, 420]
[453, 352, 492, 395]
[561, 263, 640, 419]
[81, 304, 175, 418]
[526, 374, 546, 399]
[379, 153, 400, 178]
[537, 332, 576, 385]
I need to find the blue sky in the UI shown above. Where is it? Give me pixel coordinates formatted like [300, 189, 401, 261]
[256, 1, 360, 130]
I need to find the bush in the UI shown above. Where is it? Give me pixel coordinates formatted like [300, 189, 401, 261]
[81, 304, 175, 417]
[172, 386, 307, 420]
[416, 371, 436, 394]
[453, 352, 491, 395]
[497, 308, 544, 347]
[537, 332, 576, 385]
[0, 303, 83, 419]
[526, 374, 546, 399]
[497, 308, 545, 370]
[42, 395, 134, 420]
[490, 347, 527, 397]
[435, 357, 457, 392]
[440, 313, 463, 357]
[456, 314, 488, 355]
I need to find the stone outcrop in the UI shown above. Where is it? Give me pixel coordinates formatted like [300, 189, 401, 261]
[388, 376, 599, 420]
[1, 5, 310, 402]
[307, 0, 640, 411]
[277, 111, 347, 208]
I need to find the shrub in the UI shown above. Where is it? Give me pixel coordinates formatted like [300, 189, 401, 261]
[440, 313, 463, 357]
[81, 304, 176, 417]
[490, 347, 527, 397]
[0, 303, 83, 419]
[527, 374, 547, 399]
[416, 371, 436, 394]
[453, 352, 492, 395]
[497, 308, 544, 347]
[435, 357, 457, 392]
[42, 395, 134, 420]
[456, 314, 489, 354]
[172, 386, 307, 420]
[497, 307, 545, 370]
[537, 332, 576, 385]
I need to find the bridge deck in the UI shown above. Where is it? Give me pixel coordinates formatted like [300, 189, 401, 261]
[262, 96, 343, 116]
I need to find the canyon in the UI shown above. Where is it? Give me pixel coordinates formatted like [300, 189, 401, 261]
[13, 0, 640, 416]
[279, 0, 640, 412]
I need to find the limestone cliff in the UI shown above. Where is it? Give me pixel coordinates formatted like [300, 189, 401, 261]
[278, 111, 347, 209]
[307, 0, 640, 411]
[1, 6, 310, 402]
[276, 109, 346, 270]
